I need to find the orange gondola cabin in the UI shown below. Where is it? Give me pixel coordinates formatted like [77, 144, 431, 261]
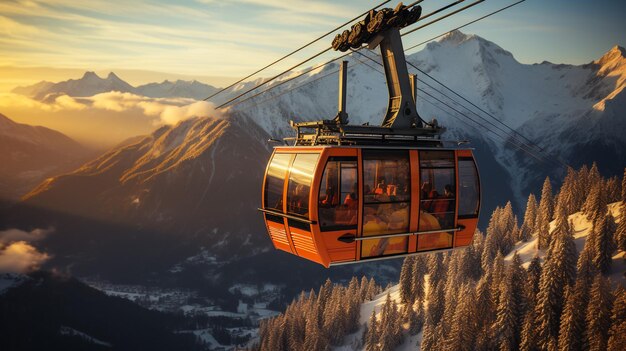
[259, 5, 481, 267]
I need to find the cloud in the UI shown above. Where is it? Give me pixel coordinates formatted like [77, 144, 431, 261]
[86, 91, 221, 124]
[160, 100, 220, 124]
[0, 91, 220, 126]
[0, 227, 51, 245]
[0, 92, 86, 111]
[0, 228, 52, 273]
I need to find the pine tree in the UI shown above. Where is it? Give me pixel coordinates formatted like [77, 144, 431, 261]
[586, 274, 613, 351]
[535, 209, 576, 349]
[616, 202, 626, 252]
[558, 286, 583, 351]
[427, 280, 445, 326]
[411, 257, 426, 305]
[523, 193, 539, 234]
[366, 277, 378, 300]
[408, 303, 424, 335]
[494, 252, 526, 351]
[608, 287, 626, 351]
[474, 274, 496, 350]
[559, 167, 578, 215]
[593, 211, 617, 275]
[399, 256, 415, 304]
[537, 177, 555, 249]
[553, 202, 578, 286]
[526, 256, 542, 302]
[428, 253, 446, 288]
[520, 309, 539, 351]
[446, 283, 476, 351]
[365, 310, 378, 351]
[421, 318, 437, 351]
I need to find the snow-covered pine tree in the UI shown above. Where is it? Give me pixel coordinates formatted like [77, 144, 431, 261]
[359, 276, 369, 301]
[593, 211, 617, 275]
[366, 277, 379, 300]
[420, 317, 437, 351]
[604, 176, 620, 203]
[583, 183, 608, 225]
[427, 280, 446, 326]
[586, 274, 614, 351]
[446, 283, 476, 351]
[553, 202, 578, 286]
[399, 256, 415, 304]
[526, 256, 542, 303]
[607, 287, 626, 351]
[559, 168, 578, 215]
[616, 201, 626, 252]
[536, 177, 555, 250]
[411, 256, 426, 305]
[428, 252, 446, 289]
[523, 193, 539, 235]
[365, 310, 378, 351]
[408, 302, 424, 335]
[535, 209, 576, 349]
[474, 273, 496, 350]
[494, 252, 526, 351]
[558, 285, 583, 351]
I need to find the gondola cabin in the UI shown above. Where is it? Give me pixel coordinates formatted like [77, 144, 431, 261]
[259, 4, 481, 267]
[260, 146, 480, 267]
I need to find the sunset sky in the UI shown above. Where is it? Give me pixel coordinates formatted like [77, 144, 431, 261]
[1, 0, 625, 90]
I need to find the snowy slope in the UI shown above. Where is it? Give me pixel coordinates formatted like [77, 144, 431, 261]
[335, 203, 625, 351]
[136, 80, 219, 100]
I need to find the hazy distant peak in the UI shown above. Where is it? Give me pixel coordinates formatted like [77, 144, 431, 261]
[107, 72, 122, 80]
[82, 71, 100, 79]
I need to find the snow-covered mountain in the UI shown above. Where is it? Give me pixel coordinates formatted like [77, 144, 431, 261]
[136, 79, 219, 100]
[223, 30, 626, 208]
[13, 71, 136, 100]
[0, 113, 91, 201]
[13, 72, 220, 100]
[16, 115, 271, 273]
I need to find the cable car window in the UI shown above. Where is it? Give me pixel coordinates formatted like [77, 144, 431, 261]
[318, 158, 358, 231]
[458, 158, 480, 218]
[264, 153, 293, 213]
[361, 150, 410, 258]
[287, 153, 319, 218]
[419, 151, 455, 230]
[418, 151, 455, 251]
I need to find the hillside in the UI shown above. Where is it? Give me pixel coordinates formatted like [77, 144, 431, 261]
[0, 113, 92, 201]
[0, 271, 203, 351]
[337, 202, 626, 351]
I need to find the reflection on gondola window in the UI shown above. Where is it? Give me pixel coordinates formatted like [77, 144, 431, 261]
[264, 153, 292, 212]
[286, 154, 319, 217]
[419, 151, 456, 230]
[318, 158, 358, 230]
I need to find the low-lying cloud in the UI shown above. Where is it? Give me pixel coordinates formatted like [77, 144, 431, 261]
[0, 228, 52, 274]
[0, 91, 220, 126]
[0, 91, 222, 147]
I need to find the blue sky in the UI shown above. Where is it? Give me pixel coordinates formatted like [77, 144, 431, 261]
[0, 0, 624, 85]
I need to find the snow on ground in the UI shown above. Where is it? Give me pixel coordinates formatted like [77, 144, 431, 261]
[59, 326, 112, 347]
[505, 202, 626, 286]
[0, 273, 28, 295]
